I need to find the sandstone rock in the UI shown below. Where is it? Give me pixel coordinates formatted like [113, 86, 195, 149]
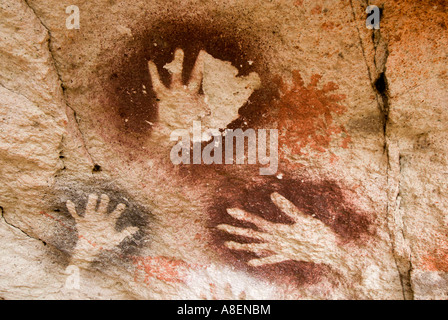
[0, 0, 446, 300]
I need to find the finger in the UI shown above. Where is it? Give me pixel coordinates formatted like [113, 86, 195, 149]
[108, 226, 138, 247]
[270, 192, 308, 223]
[248, 254, 288, 267]
[110, 202, 127, 220]
[66, 200, 80, 222]
[97, 194, 110, 215]
[216, 224, 271, 241]
[148, 60, 168, 96]
[226, 208, 273, 231]
[187, 50, 206, 92]
[85, 194, 99, 216]
[224, 241, 273, 254]
[164, 48, 184, 88]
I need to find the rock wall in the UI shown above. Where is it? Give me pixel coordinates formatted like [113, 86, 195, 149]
[0, 0, 446, 299]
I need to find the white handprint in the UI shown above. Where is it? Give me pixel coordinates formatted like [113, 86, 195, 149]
[66, 194, 139, 264]
[217, 192, 342, 267]
[148, 49, 209, 137]
[148, 48, 261, 140]
[201, 53, 261, 129]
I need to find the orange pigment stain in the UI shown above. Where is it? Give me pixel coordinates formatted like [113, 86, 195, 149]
[275, 71, 351, 160]
[311, 5, 322, 14]
[420, 232, 448, 272]
[421, 251, 448, 272]
[132, 256, 201, 285]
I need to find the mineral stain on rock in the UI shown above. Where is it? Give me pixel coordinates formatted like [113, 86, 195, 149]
[420, 230, 448, 273]
[274, 71, 351, 161]
[132, 256, 194, 285]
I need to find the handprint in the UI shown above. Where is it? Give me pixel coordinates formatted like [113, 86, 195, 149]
[148, 49, 209, 137]
[201, 53, 261, 129]
[217, 192, 342, 267]
[66, 194, 139, 264]
[148, 48, 261, 139]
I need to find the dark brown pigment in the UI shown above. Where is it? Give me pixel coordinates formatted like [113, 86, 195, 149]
[102, 16, 279, 155]
[208, 175, 375, 286]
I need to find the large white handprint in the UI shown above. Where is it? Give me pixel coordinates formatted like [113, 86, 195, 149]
[66, 194, 139, 265]
[148, 49, 209, 137]
[201, 53, 261, 129]
[217, 192, 343, 267]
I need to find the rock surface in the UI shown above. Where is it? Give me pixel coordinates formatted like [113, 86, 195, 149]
[0, 0, 446, 300]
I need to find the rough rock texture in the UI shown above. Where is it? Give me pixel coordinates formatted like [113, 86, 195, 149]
[0, 0, 446, 300]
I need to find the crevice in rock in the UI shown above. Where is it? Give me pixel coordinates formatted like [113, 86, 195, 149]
[397, 154, 415, 299]
[349, 0, 387, 142]
[0, 81, 35, 105]
[370, 7, 414, 300]
[56, 135, 67, 175]
[0, 206, 47, 247]
[349, 0, 375, 85]
[374, 71, 389, 130]
[385, 147, 414, 300]
[23, 0, 97, 170]
[371, 26, 390, 137]
[350, 0, 414, 300]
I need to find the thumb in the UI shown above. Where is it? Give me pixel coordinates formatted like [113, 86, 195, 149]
[120, 226, 139, 238]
